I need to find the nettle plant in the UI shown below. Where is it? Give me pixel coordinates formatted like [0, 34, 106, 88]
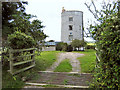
[7, 31, 35, 49]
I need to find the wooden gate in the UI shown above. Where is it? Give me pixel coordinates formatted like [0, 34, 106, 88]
[8, 48, 36, 75]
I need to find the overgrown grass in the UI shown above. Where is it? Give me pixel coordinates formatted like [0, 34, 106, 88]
[35, 51, 62, 71]
[74, 49, 96, 73]
[54, 59, 72, 72]
[2, 69, 25, 88]
[2, 65, 41, 88]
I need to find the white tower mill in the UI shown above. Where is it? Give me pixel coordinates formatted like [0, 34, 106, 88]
[61, 7, 84, 44]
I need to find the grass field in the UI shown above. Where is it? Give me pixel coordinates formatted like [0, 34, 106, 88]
[35, 51, 62, 71]
[54, 59, 72, 72]
[74, 49, 96, 73]
[87, 43, 96, 46]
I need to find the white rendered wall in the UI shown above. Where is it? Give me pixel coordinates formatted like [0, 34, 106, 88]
[61, 10, 83, 44]
[42, 46, 56, 51]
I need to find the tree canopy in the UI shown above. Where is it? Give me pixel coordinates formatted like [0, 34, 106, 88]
[2, 2, 47, 48]
[71, 39, 86, 50]
[56, 42, 68, 51]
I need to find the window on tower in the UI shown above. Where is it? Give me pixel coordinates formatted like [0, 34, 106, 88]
[69, 17, 73, 21]
[69, 25, 73, 30]
[69, 35, 73, 41]
[70, 32, 72, 35]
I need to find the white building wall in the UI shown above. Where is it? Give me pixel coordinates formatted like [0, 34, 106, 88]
[42, 46, 56, 51]
[61, 10, 83, 44]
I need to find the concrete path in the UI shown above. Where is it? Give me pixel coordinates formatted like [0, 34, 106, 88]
[46, 52, 84, 73]
[25, 72, 92, 86]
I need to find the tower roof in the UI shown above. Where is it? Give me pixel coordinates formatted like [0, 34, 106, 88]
[66, 10, 83, 13]
[61, 7, 83, 13]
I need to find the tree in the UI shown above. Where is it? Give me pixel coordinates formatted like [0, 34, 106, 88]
[71, 39, 86, 51]
[85, 0, 120, 88]
[2, 2, 47, 49]
[66, 45, 73, 52]
[2, 2, 28, 40]
[48, 40, 55, 42]
[56, 42, 68, 51]
[30, 19, 47, 42]
[7, 31, 35, 49]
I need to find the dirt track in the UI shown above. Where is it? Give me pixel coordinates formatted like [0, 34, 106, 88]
[46, 52, 84, 73]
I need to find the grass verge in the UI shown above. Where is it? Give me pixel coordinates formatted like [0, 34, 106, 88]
[35, 51, 62, 71]
[54, 59, 72, 72]
[74, 49, 96, 73]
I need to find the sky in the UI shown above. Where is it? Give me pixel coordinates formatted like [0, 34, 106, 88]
[25, 0, 115, 42]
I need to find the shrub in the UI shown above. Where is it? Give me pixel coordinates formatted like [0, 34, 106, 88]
[56, 42, 68, 51]
[7, 31, 35, 49]
[90, 11, 120, 88]
[71, 39, 86, 51]
[86, 45, 95, 49]
[66, 45, 73, 52]
[2, 31, 35, 67]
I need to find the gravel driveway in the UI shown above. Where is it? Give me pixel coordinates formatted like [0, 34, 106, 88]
[46, 52, 84, 73]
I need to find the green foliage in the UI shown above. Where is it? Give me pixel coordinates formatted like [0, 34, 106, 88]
[2, 2, 27, 40]
[2, 69, 25, 88]
[86, 45, 95, 49]
[11, 11, 47, 47]
[56, 42, 68, 51]
[28, 19, 47, 42]
[63, 79, 69, 85]
[54, 59, 72, 72]
[2, 2, 47, 49]
[71, 39, 81, 48]
[88, 1, 120, 88]
[71, 39, 86, 50]
[7, 31, 35, 49]
[2, 67, 39, 88]
[66, 45, 73, 52]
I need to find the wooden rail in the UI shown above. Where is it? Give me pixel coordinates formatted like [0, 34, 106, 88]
[8, 48, 37, 75]
[95, 48, 100, 68]
[95, 53, 100, 62]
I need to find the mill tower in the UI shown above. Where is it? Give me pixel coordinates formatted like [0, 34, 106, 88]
[61, 7, 84, 44]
